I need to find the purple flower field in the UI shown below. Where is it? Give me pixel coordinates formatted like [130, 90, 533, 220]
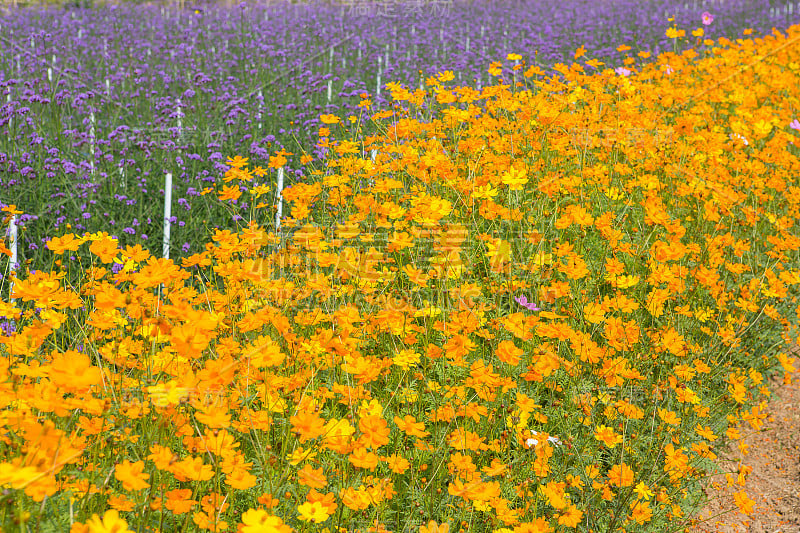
[1, 0, 798, 272]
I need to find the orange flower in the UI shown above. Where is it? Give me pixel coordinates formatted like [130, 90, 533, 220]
[48, 350, 103, 391]
[290, 411, 326, 443]
[84, 510, 132, 532]
[297, 464, 327, 490]
[164, 488, 197, 515]
[348, 446, 379, 470]
[306, 488, 338, 514]
[420, 521, 450, 533]
[225, 155, 249, 168]
[593, 426, 623, 448]
[319, 113, 341, 125]
[607, 463, 635, 487]
[557, 504, 584, 527]
[658, 408, 681, 426]
[733, 490, 755, 515]
[447, 428, 485, 451]
[384, 454, 410, 474]
[46, 233, 84, 254]
[540, 480, 568, 509]
[115, 460, 150, 492]
[88, 236, 120, 264]
[218, 184, 243, 202]
[170, 456, 214, 482]
[629, 500, 653, 524]
[393, 415, 429, 439]
[225, 468, 257, 490]
[358, 416, 390, 448]
[496, 339, 523, 366]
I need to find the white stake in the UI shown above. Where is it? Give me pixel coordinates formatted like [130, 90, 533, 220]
[369, 149, 377, 187]
[275, 167, 284, 231]
[8, 215, 17, 305]
[163, 173, 172, 259]
[257, 89, 263, 130]
[327, 80, 332, 103]
[89, 112, 95, 176]
[105, 78, 110, 95]
[120, 161, 126, 189]
[377, 56, 382, 96]
[466, 35, 470, 53]
[176, 98, 182, 141]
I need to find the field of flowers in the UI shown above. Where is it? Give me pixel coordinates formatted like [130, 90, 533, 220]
[1, 0, 799, 269]
[3, 1, 800, 532]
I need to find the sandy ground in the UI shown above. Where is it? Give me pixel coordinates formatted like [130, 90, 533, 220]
[689, 346, 800, 533]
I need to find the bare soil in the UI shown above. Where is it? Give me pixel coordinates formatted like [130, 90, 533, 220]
[689, 346, 800, 533]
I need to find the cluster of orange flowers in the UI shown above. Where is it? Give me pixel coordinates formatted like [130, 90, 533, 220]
[1, 23, 800, 533]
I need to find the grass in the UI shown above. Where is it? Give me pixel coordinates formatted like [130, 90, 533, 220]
[1, 13, 800, 533]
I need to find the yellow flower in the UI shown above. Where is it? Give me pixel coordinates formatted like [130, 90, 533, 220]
[634, 482, 654, 501]
[225, 155, 249, 168]
[500, 166, 529, 190]
[666, 27, 681, 39]
[85, 510, 133, 533]
[420, 521, 450, 533]
[319, 113, 341, 125]
[393, 349, 421, 369]
[240, 509, 292, 533]
[298, 501, 330, 522]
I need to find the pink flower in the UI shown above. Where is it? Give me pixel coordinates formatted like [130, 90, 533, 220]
[702, 12, 714, 25]
[790, 119, 800, 131]
[514, 295, 541, 311]
[615, 67, 631, 77]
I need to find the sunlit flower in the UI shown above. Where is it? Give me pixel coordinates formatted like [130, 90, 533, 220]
[84, 509, 132, 533]
[298, 500, 330, 523]
[114, 460, 149, 492]
[239, 509, 292, 533]
[734, 490, 755, 515]
[420, 521, 450, 533]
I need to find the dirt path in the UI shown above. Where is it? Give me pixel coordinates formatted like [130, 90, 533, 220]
[689, 347, 800, 533]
